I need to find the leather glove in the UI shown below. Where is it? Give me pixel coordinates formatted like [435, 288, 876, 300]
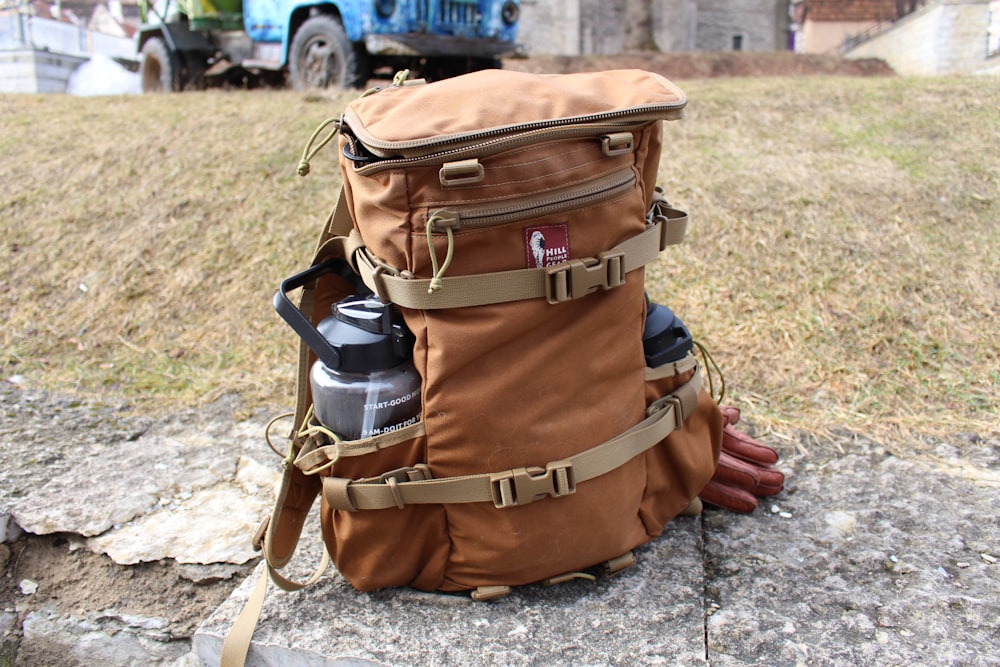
[699, 406, 785, 513]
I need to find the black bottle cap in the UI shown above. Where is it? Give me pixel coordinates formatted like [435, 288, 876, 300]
[314, 296, 414, 373]
[643, 300, 693, 367]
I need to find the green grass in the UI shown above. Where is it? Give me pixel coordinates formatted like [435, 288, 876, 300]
[2, 75, 998, 449]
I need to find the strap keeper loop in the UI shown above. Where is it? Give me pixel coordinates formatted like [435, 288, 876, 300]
[322, 476, 359, 512]
[646, 394, 684, 430]
[385, 477, 405, 510]
[656, 207, 689, 250]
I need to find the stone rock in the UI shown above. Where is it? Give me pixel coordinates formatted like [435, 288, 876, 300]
[20, 606, 192, 666]
[86, 482, 269, 565]
[702, 433, 1000, 666]
[0, 513, 24, 544]
[195, 515, 709, 667]
[2, 381, 284, 566]
[85, 455, 279, 566]
[11, 432, 240, 537]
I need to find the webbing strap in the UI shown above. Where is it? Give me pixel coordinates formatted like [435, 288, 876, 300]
[294, 420, 426, 473]
[354, 212, 687, 310]
[219, 550, 331, 667]
[643, 353, 698, 381]
[323, 370, 702, 511]
[219, 561, 326, 666]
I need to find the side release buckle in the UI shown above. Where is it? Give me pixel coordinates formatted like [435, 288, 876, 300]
[544, 251, 626, 304]
[490, 460, 576, 508]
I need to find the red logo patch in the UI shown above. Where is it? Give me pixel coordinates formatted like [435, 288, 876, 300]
[524, 224, 570, 269]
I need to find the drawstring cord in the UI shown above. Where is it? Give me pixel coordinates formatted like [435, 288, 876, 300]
[295, 405, 343, 476]
[265, 412, 295, 460]
[694, 340, 726, 404]
[297, 117, 340, 177]
[298, 72, 412, 176]
[426, 214, 455, 294]
[265, 407, 342, 475]
[298, 70, 412, 176]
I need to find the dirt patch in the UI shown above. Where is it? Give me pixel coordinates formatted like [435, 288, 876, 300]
[1, 533, 253, 665]
[0, 382, 259, 665]
[504, 51, 895, 78]
[0, 537, 250, 665]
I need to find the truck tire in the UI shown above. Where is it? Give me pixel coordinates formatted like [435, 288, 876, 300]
[140, 37, 179, 93]
[289, 15, 367, 91]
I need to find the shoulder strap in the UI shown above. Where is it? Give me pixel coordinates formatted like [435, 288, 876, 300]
[221, 190, 359, 667]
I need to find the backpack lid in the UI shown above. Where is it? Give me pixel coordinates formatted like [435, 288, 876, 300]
[342, 69, 687, 160]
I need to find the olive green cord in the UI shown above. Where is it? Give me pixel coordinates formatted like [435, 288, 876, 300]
[426, 214, 455, 294]
[694, 340, 726, 404]
[264, 412, 295, 459]
[297, 72, 411, 176]
[297, 117, 340, 177]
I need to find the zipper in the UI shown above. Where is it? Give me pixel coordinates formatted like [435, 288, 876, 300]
[430, 169, 638, 233]
[422, 169, 638, 292]
[343, 102, 682, 160]
[345, 121, 655, 176]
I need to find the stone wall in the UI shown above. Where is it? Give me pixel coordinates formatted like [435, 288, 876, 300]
[846, 0, 996, 74]
[517, 0, 582, 55]
[0, 48, 87, 93]
[691, 0, 790, 51]
[517, 0, 790, 56]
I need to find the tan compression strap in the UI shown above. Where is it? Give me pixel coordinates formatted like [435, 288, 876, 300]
[294, 420, 426, 474]
[221, 458, 332, 667]
[219, 550, 331, 667]
[323, 370, 702, 511]
[355, 212, 687, 310]
[644, 352, 698, 381]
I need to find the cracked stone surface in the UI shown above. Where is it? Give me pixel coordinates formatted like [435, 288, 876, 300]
[0, 383, 281, 665]
[1, 385, 280, 565]
[196, 514, 709, 667]
[197, 430, 1000, 666]
[3, 382, 998, 666]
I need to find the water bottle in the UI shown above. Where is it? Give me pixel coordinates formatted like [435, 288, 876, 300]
[642, 295, 693, 367]
[309, 296, 421, 439]
[274, 262, 421, 440]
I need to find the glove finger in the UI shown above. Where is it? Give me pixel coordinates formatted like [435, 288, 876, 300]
[699, 480, 758, 513]
[714, 452, 785, 497]
[722, 423, 780, 467]
[720, 405, 741, 426]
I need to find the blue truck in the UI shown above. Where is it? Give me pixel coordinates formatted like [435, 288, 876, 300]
[136, 0, 522, 92]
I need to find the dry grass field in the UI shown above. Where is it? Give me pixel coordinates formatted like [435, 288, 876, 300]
[2, 69, 997, 453]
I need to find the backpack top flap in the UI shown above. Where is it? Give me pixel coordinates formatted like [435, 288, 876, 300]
[340, 69, 686, 164]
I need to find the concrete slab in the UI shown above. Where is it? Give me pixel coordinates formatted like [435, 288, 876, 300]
[0, 385, 278, 565]
[4, 382, 997, 665]
[195, 515, 709, 666]
[196, 428, 1000, 667]
[703, 431, 1000, 666]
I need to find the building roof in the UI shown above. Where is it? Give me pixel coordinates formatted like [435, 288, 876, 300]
[806, 0, 910, 23]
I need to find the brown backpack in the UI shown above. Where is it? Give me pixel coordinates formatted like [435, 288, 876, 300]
[223, 68, 723, 664]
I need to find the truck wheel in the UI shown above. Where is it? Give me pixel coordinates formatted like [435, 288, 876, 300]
[289, 15, 367, 90]
[140, 37, 179, 93]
